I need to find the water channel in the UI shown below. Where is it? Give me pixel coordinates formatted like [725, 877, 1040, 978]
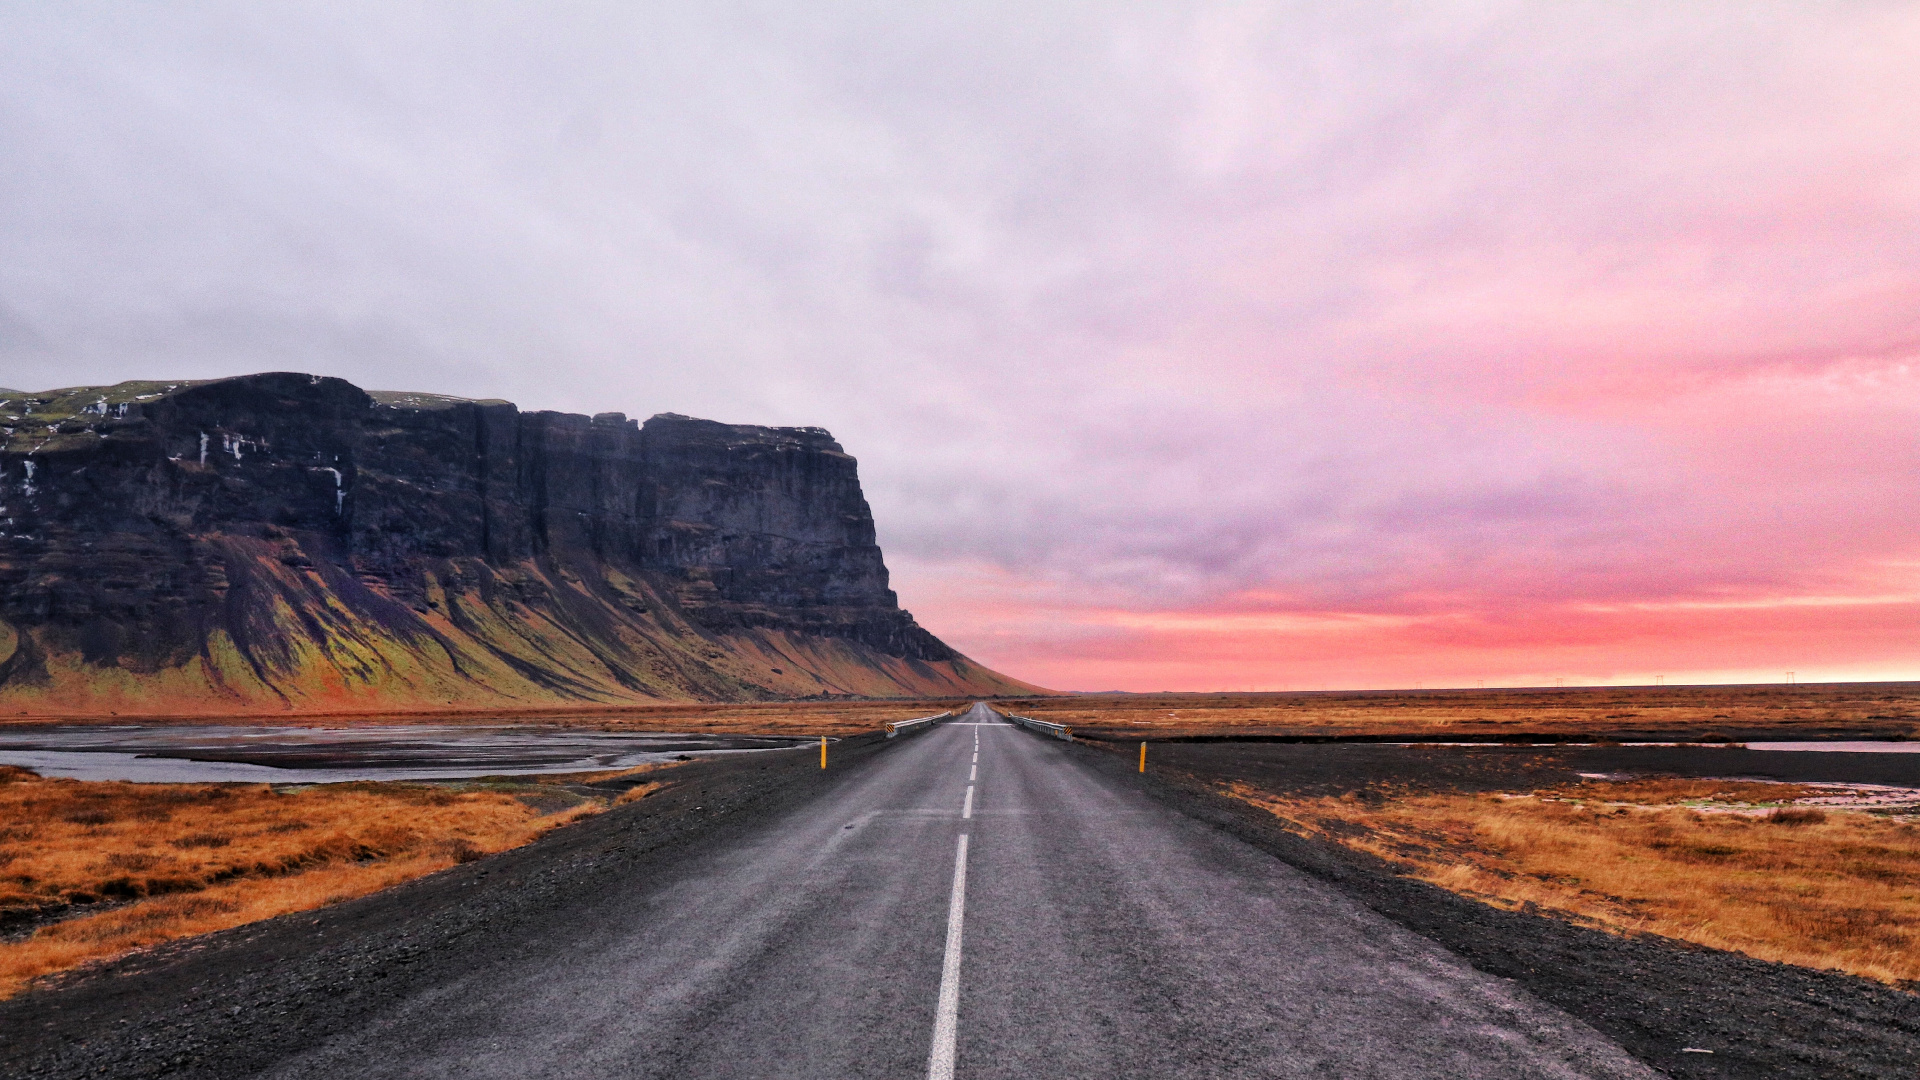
[0, 725, 813, 783]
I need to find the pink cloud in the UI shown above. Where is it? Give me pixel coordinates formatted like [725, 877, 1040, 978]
[918, 578, 1920, 692]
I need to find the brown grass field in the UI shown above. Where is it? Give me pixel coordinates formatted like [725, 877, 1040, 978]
[0, 764, 670, 998]
[1232, 777, 1920, 985]
[0, 698, 972, 737]
[998, 682, 1920, 740]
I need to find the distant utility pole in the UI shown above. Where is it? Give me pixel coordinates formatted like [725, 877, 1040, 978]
[1555, 678, 1564, 688]
[1655, 675, 1665, 686]
[1786, 671, 1796, 685]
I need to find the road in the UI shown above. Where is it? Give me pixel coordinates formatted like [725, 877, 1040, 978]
[237, 701, 1651, 1079]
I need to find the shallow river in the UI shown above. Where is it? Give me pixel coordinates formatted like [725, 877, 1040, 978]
[0, 725, 813, 783]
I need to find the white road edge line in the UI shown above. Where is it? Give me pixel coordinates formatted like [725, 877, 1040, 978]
[926, 833, 970, 1080]
[961, 785, 974, 819]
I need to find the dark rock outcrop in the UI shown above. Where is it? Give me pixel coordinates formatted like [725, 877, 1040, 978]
[0, 374, 1037, 712]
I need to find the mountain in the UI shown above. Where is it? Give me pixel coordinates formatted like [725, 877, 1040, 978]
[0, 373, 1042, 714]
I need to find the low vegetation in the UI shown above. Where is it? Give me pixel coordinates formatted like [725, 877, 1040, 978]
[558, 700, 967, 737]
[0, 765, 663, 997]
[1231, 777, 1920, 985]
[1003, 683, 1920, 741]
[0, 699, 971, 738]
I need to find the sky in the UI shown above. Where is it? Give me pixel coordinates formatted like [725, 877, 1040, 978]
[3, 2, 1918, 692]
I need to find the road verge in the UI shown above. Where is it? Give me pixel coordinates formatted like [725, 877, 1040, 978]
[1045, 729, 1920, 1080]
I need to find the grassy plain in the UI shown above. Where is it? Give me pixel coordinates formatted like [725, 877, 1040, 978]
[1234, 778, 1920, 985]
[1000, 682, 1920, 741]
[0, 765, 666, 998]
[0, 698, 971, 737]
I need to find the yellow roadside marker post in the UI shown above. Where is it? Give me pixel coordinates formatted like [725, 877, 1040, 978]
[821, 736, 828, 769]
[1139, 741, 1147, 773]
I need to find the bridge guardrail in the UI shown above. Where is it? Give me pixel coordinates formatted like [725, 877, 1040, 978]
[1005, 713, 1072, 742]
[885, 711, 952, 738]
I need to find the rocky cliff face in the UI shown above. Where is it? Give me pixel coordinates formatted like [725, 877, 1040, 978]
[0, 373, 1038, 714]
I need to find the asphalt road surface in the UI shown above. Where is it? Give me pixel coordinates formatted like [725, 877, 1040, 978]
[237, 702, 1652, 1079]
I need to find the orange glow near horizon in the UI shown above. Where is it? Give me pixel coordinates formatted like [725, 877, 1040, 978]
[896, 560, 1920, 693]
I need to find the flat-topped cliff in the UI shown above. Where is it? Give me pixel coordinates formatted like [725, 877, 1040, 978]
[0, 373, 1040, 713]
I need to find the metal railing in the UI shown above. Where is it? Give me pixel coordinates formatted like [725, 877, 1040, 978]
[1005, 713, 1072, 742]
[885, 711, 952, 738]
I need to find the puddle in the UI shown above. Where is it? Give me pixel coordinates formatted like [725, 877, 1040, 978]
[1792, 782, 1920, 810]
[1563, 775, 1920, 814]
[0, 725, 812, 783]
[1396, 741, 1920, 751]
[1743, 741, 1920, 753]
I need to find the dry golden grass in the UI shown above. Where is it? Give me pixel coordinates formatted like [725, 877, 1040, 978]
[563, 699, 965, 736]
[613, 781, 666, 805]
[0, 699, 971, 737]
[0, 766, 627, 997]
[1232, 777, 1920, 985]
[1001, 683, 1920, 740]
[569, 760, 684, 784]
